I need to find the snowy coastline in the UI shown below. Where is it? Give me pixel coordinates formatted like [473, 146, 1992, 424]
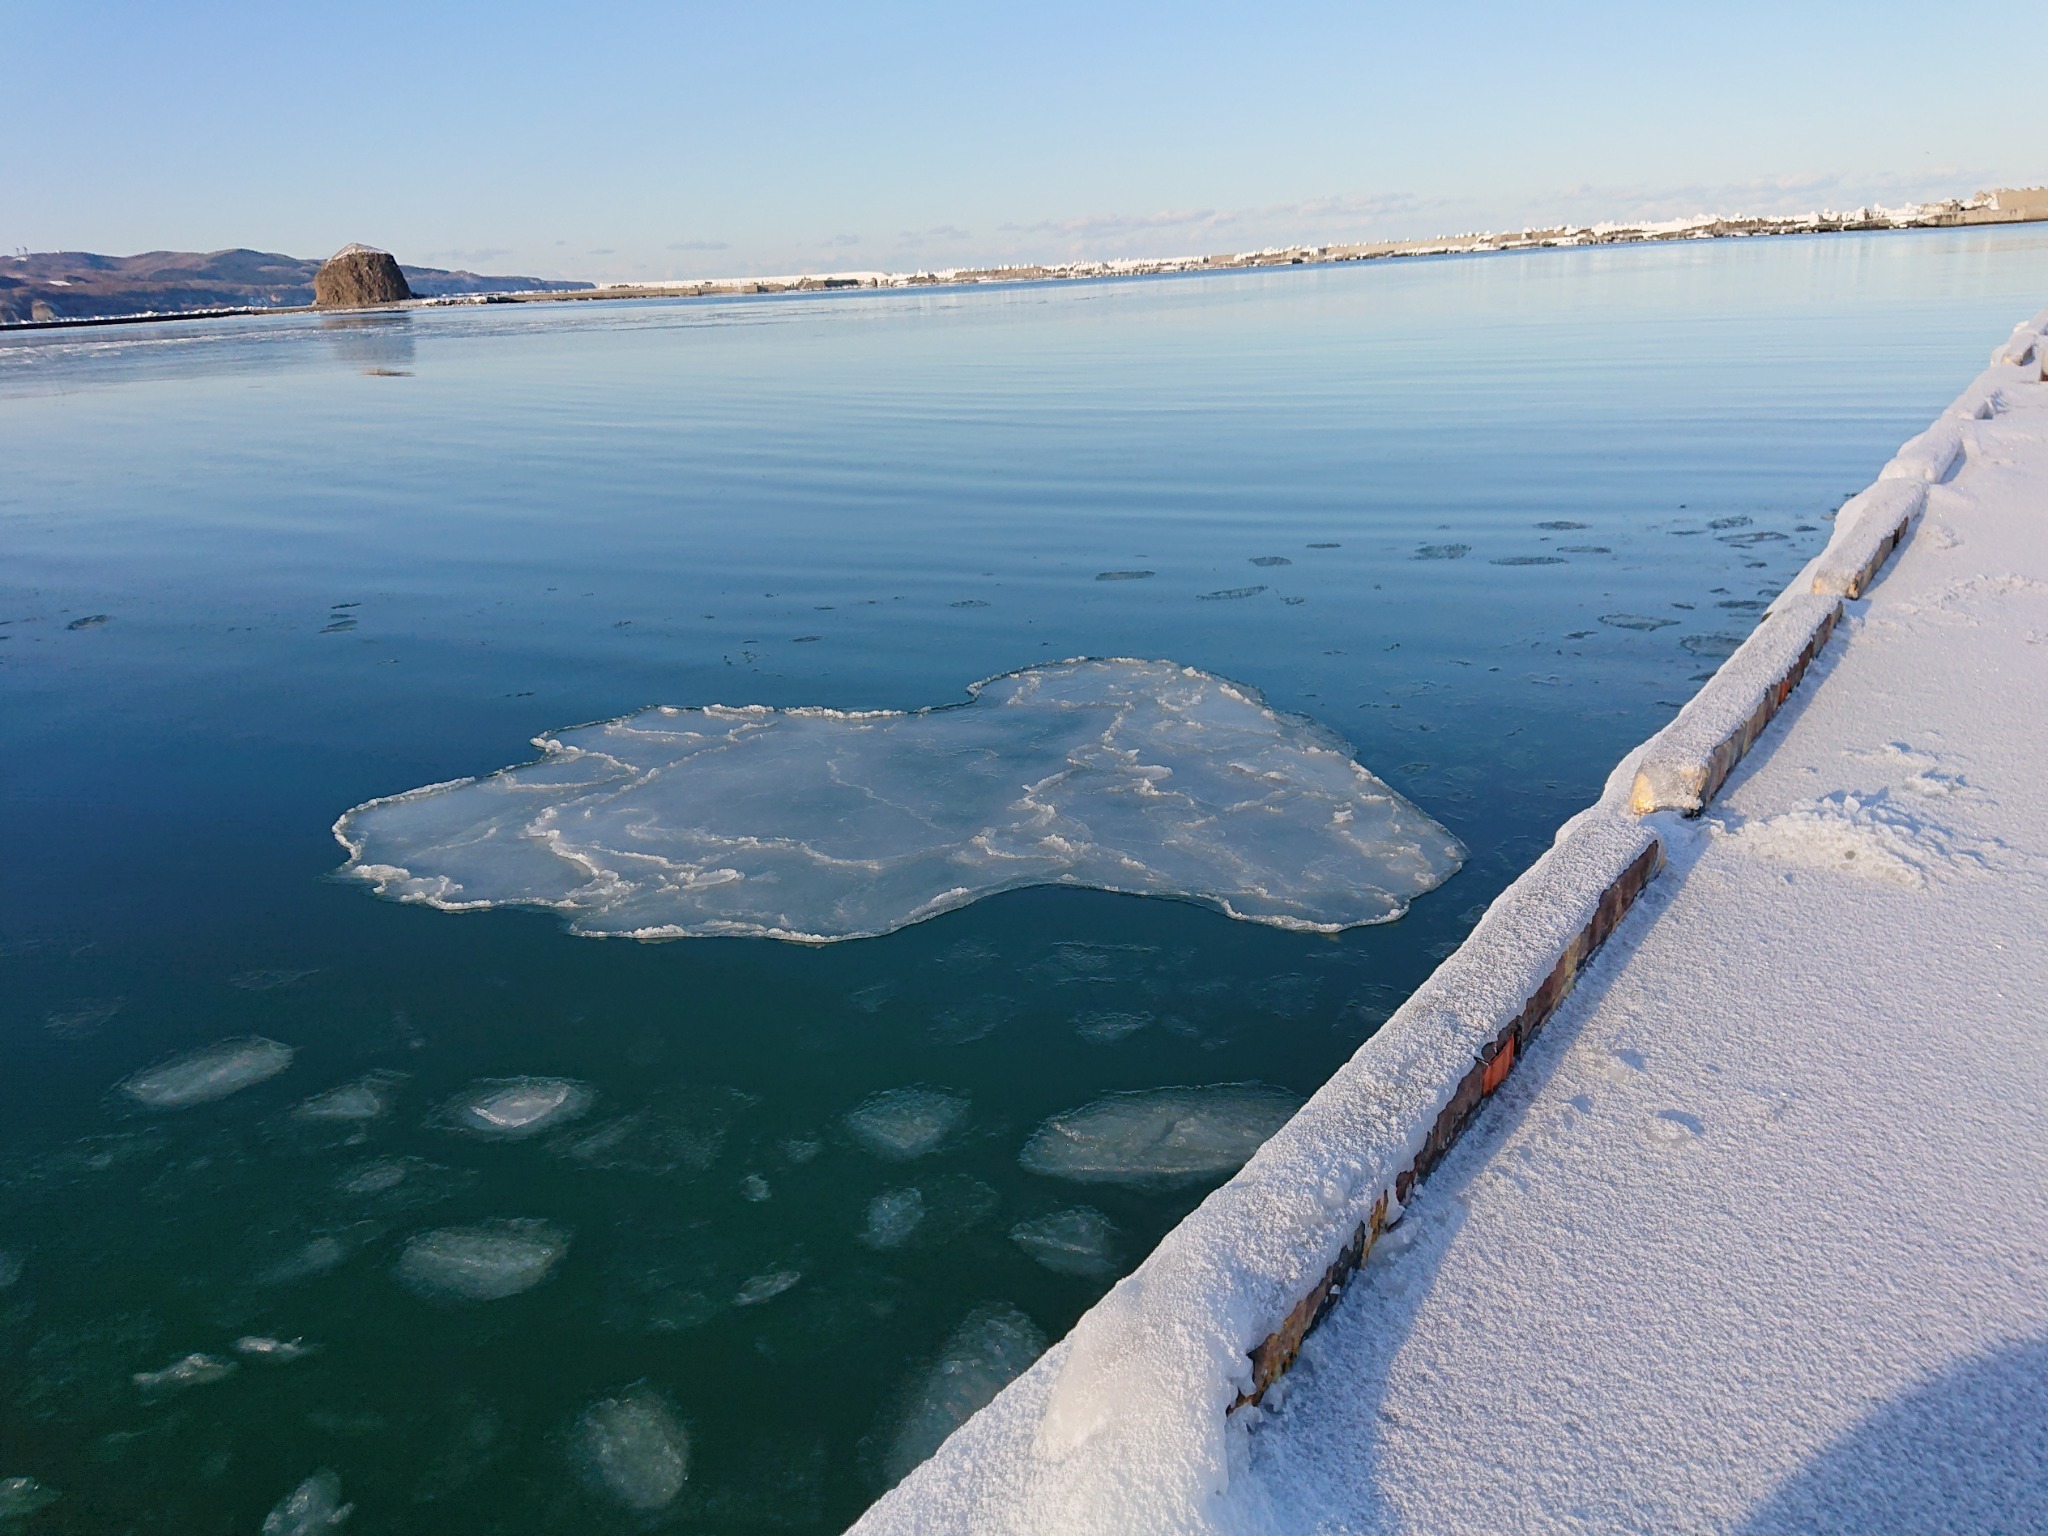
[851, 306, 2048, 1533]
[10, 188, 2044, 331]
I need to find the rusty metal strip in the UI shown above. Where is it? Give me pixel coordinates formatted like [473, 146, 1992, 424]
[1833, 514, 1910, 600]
[1685, 602, 1840, 814]
[1237, 835, 1664, 1407]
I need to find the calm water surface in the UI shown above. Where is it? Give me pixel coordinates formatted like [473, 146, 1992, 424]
[2, 228, 2042, 1532]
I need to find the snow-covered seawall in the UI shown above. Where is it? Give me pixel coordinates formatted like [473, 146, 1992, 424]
[850, 304, 2048, 1535]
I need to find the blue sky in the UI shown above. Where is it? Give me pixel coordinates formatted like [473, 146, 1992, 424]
[10, 0, 2043, 279]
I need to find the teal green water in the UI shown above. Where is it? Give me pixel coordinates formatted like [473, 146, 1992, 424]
[2, 228, 2043, 1532]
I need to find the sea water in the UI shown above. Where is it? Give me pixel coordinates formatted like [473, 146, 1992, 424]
[3, 226, 2043, 1532]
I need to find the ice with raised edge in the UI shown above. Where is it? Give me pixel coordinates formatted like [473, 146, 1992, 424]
[262, 1471, 352, 1535]
[1019, 1086, 1304, 1184]
[846, 1088, 969, 1160]
[572, 1384, 690, 1511]
[236, 1335, 315, 1363]
[132, 1352, 237, 1393]
[1010, 1208, 1121, 1277]
[437, 1077, 595, 1139]
[0, 1477, 59, 1522]
[395, 1220, 569, 1301]
[119, 1037, 293, 1108]
[734, 1269, 802, 1306]
[886, 1305, 1049, 1485]
[332, 659, 1464, 942]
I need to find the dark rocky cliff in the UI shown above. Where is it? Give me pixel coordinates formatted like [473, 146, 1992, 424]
[313, 244, 413, 308]
[1, 248, 592, 324]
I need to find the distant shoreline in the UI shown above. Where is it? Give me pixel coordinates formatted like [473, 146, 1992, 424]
[8, 191, 2045, 334]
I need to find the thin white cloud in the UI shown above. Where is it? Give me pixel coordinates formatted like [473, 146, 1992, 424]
[417, 246, 513, 267]
[895, 224, 972, 245]
[1525, 167, 1992, 226]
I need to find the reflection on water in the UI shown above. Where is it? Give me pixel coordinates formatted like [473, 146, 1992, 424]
[2, 227, 2045, 1533]
[319, 312, 415, 375]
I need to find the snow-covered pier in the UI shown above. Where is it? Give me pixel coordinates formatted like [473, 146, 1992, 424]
[852, 308, 2048, 1534]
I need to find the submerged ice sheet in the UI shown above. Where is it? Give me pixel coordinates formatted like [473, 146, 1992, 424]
[861, 1188, 928, 1249]
[1019, 1084, 1304, 1184]
[262, 1471, 351, 1535]
[293, 1072, 405, 1123]
[886, 1305, 1048, 1485]
[0, 1478, 60, 1522]
[395, 1220, 569, 1301]
[120, 1037, 293, 1108]
[133, 1352, 237, 1394]
[334, 659, 1464, 941]
[846, 1089, 970, 1161]
[1009, 1207, 1122, 1277]
[572, 1385, 690, 1511]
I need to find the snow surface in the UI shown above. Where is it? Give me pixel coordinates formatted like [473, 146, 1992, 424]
[852, 328, 2048, 1533]
[1628, 591, 1838, 814]
[1808, 480, 1923, 597]
[333, 659, 1463, 942]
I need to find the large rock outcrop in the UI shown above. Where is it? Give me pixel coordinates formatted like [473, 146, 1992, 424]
[313, 244, 412, 308]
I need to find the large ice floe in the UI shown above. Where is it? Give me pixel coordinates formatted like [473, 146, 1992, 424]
[333, 660, 1464, 942]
